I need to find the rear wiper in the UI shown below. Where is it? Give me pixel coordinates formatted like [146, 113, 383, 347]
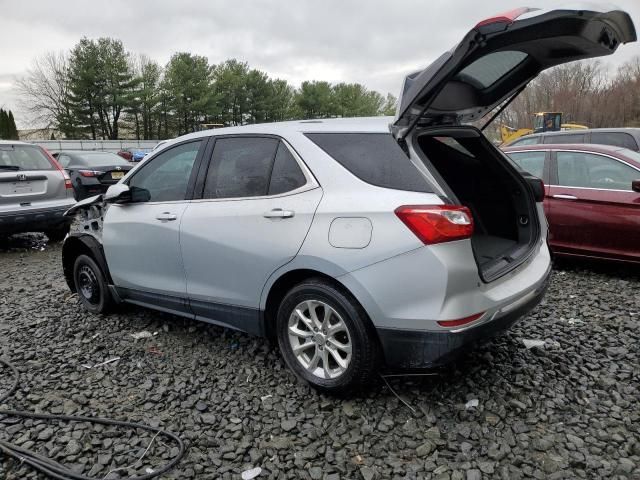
[0, 165, 21, 171]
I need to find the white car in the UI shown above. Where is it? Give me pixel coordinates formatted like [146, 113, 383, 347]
[62, 7, 635, 393]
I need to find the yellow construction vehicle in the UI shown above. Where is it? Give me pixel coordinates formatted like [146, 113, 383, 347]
[500, 112, 587, 145]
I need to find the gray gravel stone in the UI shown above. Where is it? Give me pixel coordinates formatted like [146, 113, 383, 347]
[466, 469, 482, 480]
[0, 238, 639, 480]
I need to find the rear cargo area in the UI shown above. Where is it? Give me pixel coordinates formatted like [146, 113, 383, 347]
[414, 128, 539, 281]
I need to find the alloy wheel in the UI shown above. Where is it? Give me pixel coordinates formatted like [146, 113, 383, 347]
[287, 299, 352, 379]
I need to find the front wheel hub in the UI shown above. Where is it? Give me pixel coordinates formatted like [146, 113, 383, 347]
[78, 265, 100, 305]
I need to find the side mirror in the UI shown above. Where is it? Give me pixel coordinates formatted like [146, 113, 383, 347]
[105, 184, 151, 204]
[104, 184, 131, 203]
[632, 179, 640, 193]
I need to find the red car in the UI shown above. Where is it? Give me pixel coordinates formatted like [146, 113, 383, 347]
[504, 144, 640, 264]
[116, 148, 134, 161]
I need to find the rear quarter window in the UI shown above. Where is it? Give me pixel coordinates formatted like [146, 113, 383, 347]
[509, 136, 540, 146]
[543, 133, 585, 144]
[590, 132, 638, 151]
[506, 151, 546, 179]
[305, 133, 431, 192]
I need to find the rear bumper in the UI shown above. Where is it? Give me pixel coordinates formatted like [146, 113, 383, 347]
[377, 267, 551, 368]
[0, 205, 72, 235]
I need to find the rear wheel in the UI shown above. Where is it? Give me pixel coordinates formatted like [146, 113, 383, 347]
[73, 254, 114, 314]
[276, 278, 379, 394]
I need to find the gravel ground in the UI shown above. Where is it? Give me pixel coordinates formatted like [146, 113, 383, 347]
[0, 234, 639, 480]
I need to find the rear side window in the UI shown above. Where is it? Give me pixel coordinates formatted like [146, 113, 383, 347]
[0, 145, 54, 171]
[510, 136, 540, 146]
[556, 151, 639, 191]
[268, 142, 307, 195]
[590, 132, 638, 151]
[77, 152, 130, 166]
[305, 133, 431, 192]
[507, 151, 546, 179]
[544, 134, 585, 144]
[204, 137, 279, 199]
[58, 154, 73, 168]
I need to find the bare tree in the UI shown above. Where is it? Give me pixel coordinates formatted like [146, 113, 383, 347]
[15, 52, 75, 137]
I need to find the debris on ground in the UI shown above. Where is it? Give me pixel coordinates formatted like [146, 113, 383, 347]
[130, 330, 157, 340]
[80, 357, 121, 369]
[465, 398, 479, 410]
[522, 338, 546, 349]
[241, 466, 262, 479]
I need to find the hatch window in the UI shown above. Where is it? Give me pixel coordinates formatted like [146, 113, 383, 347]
[456, 51, 528, 89]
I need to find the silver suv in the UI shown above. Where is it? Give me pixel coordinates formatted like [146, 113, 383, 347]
[61, 7, 635, 393]
[0, 141, 75, 241]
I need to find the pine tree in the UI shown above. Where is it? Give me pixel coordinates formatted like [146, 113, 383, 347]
[7, 111, 19, 140]
[0, 109, 9, 139]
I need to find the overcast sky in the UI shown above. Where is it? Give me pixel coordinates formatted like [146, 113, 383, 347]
[1, 0, 640, 128]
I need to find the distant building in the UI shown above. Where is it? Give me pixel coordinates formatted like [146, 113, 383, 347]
[17, 128, 62, 141]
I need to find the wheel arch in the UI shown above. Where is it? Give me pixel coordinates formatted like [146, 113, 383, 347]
[261, 264, 381, 350]
[62, 234, 112, 292]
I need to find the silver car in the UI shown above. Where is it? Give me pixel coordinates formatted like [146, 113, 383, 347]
[0, 141, 75, 241]
[61, 7, 635, 393]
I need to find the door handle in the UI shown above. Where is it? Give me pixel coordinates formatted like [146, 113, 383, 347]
[263, 208, 295, 219]
[552, 194, 578, 200]
[155, 212, 178, 221]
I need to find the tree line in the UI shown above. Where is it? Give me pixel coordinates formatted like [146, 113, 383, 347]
[496, 57, 640, 134]
[18, 38, 397, 141]
[0, 109, 19, 140]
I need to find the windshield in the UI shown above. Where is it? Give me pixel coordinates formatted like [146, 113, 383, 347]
[0, 145, 54, 171]
[77, 152, 130, 166]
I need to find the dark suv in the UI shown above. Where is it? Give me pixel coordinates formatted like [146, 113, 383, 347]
[504, 128, 640, 151]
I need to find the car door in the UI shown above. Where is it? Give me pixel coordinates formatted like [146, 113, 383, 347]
[103, 139, 206, 312]
[546, 149, 640, 261]
[180, 135, 322, 333]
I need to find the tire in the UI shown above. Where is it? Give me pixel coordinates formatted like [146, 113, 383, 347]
[276, 278, 380, 394]
[73, 254, 114, 314]
[44, 223, 70, 243]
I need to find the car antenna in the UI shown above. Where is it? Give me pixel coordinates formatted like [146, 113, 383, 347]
[480, 81, 529, 131]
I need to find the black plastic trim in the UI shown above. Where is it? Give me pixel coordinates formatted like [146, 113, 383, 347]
[0, 174, 48, 183]
[113, 287, 264, 336]
[0, 206, 70, 234]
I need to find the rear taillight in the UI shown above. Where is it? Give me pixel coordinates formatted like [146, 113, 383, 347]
[395, 205, 474, 245]
[475, 7, 534, 28]
[78, 170, 104, 178]
[40, 147, 73, 189]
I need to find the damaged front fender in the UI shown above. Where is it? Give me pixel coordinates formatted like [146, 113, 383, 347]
[64, 194, 108, 240]
[62, 195, 112, 291]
